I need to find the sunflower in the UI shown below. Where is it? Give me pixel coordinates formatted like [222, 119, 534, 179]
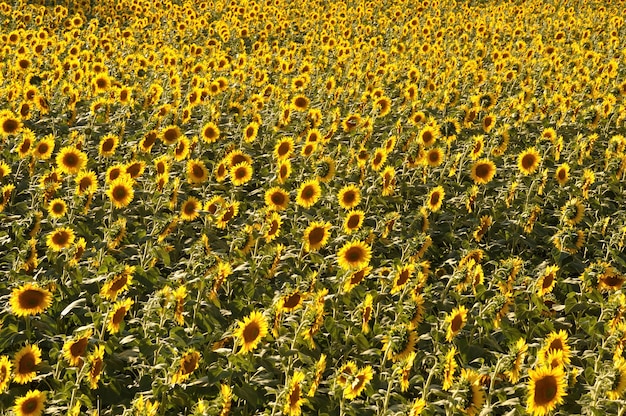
[0, 355, 11, 392]
[526, 366, 566, 416]
[98, 134, 119, 157]
[337, 184, 361, 209]
[445, 305, 468, 341]
[391, 263, 416, 294]
[418, 125, 438, 147]
[274, 137, 295, 160]
[284, 371, 306, 416]
[301, 142, 317, 157]
[88, 345, 105, 389]
[518, 147, 541, 175]
[278, 290, 304, 313]
[458, 368, 485, 416]
[470, 159, 496, 185]
[216, 201, 239, 229]
[243, 121, 259, 143]
[10, 283, 52, 317]
[506, 338, 528, 383]
[382, 325, 417, 362]
[125, 160, 146, 179]
[409, 398, 426, 416]
[342, 114, 362, 133]
[177, 196, 201, 221]
[482, 113, 496, 133]
[425, 147, 444, 167]
[555, 163, 569, 185]
[343, 365, 373, 400]
[537, 265, 559, 297]
[230, 162, 253, 186]
[344, 266, 372, 293]
[172, 350, 201, 384]
[344, 210, 365, 234]
[560, 198, 584, 226]
[265, 187, 289, 211]
[296, 179, 322, 208]
[107, 177, 134, 208]
[101, 265, 134, 300]
[13, 390, 46, 416]
[161, 125, 181, 145]
[370, 148, 388, 171]
[183, 159, 207, 185]
[608, 357, 626, 400]
[0, 161, 10, 180]
[470, 135, 484, 160]
[337, 240, 372, 270]
[33, 135, 55, 160]
[201, 122, 220, 143]
[234, 310, 268, 354]
[361, 293, 374, 333]
[426, 186, 444, 212]
[17, 133, 33, 158]
[56, 146, 87, 175]
[291, 94, 309, 111]
[47, 197, 67, 219]
[0, 112, 22, 136]
[303, 221, 332, 251]
[13, 345, 41, 384]
[308, 354, 327, 397]
[538, 330, 572, 366]
[105, 164, 126, 183]
[107, 298, 133, 334]
[62, 330, 92, 366]
[443, 347, 458, 390]
[264, 212, 282, 242]
[214, 160, 228, 182]
[46, 226, 75, 251]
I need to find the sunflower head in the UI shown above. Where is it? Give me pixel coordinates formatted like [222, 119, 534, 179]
[234, 311, 268, 354]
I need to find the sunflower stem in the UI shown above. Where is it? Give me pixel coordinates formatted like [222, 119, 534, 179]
[421, 356, 438, 402]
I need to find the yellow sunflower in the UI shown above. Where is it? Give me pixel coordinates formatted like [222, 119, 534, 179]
[216, 201, 239, 229]
[274, 137, 295, 160]
[526, 366, 566, 416]
[443, 347, 457, 390]
[361, 293, 374, 333]
[264, 212, 282, 242]
[186, 159, 209, 184]
[62, 330, 92, 367]
[10, 283, 52, 317]
[172, 350, 201, 384]
[518, 147, 542, 175]
[106, 177, 134, 208]
[426, 186, 444, 212]
[13, 390, 46, 416]
[47, 198, 67, 219]
[445, 305, 468, 341]
[506, 338, 528, 383]
[107, 298, 134, 334]
[537, 265, 559, 297]
[391, 263, 416, 294]
[608, 357, 626, 400]
[296, 179, 322, 208]
[46, 227, 75, 251]
[418, 125, 438, 147]
[13, 344, 41, 384]
[337, 240, 372, 270]
[343, 210, 365, 234]
[180, 196, 201, 221]
[458, 368, 485, 416]
[291, 94, 309, 112]
[234, 310, 268, 354]
[344, 266, 372, 293]
[201, 121, 220, 143]
[277, 160, 292, 183]
[161, 124, 181, 145]
[303, 221, 332, 251]
[0, 355, 11, 392]
[243, 121, 259, 143]
[98, 134, 119, 157]
[284, 371, 306, 416]
[0, 111, 22, 136]
[382, 325, 417, 362]
[470, 159, 496, 185]
[230, 162, 253, 186]
[88, 345, 105, 389]
[555, 163, 569, 186]
[370, 148, 388, 171]
[101, 265, 134, 300]
[343, 365, 373, 400]
[338, 184, 361, 210]
[560, 198, 584, 226]
[265, 187, 290, 211]
[538, 330, 571, 366]
[56, 146, 87, 175]
[425, 147, 444, 167]
[32, 135, 55, 160]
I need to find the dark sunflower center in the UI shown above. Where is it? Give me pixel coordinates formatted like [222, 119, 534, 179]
[475, 163, 491, 178]
[283, 293, 301, 309]
[278, 142, 290, 156]
[20, 289, 44, 308]
[112, 307, 127, 324]
[184, 202, 197, 215]
[542, 273, 555, 289]
[308, 227, 325, 245]
[235, 167, 247, 179]
[268, 220, 279, 235]
[109, 275, 128, 292]
[346, 246, 364, 263]
[422, 131, 433, 144]
[271, 192, 285, 206]
[70, 338, 88, 357]
[163, 129, 179, 142]
[182, 355, 198, 374]
[350, 269, 366, 285]
[294, 97, 307, 108]
[3, 119, 19, 133]
[289, 384, 300, 407]
[522, 154, 536, 170]
[79, 178, 92, 192]
[243, 323, 260, 343]
[19, 353, 35, 373]
[451, 314, 463, 332]
[52, 230, 70, 246]
[63, 153, 79, 167]
[22, 398, 39, 412]
[113, 185, 128, 201]
[347, 215, 360, 229]
[52, 203, 64, 214]
[301, 186, 315, 200]
[204, 128, 217, 140]
[558, 170, 566, 180]
[342, 191, 356, 205]
[603, 275, 624, 288]
[534, 375, 558, 405]
[397, 270, 410, 286]
[222, 206, 235, 222]
[430, 192, 440, 206]
[37, 143, 49, 154]
[102, 139, 114, 152]
[429, 151, 440, 163]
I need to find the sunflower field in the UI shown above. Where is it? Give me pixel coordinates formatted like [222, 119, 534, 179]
[1, 0, 626, 414]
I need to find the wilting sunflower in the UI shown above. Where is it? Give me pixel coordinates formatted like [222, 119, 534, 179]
[445, 305, 468, 341]
[343, 210, 365, 234]
[234, 310, 268, 354]
[56, 146, 87, 175]
[382, 325, 417, 362]
[343, 365, 374, 400]
[303, 221, 332, 251]
[337, 184, 361, 209]
[107, 298, 134, 334]
[608, 357, 626, 400]
[538, 330, 572, 366]
[98, 134, 119, 157]
[284, 371, 306, 416]
[10, 283, 52, 317]
[518, 147, 542, 175]
[180, 197, 201, 221]
[186, 159, 209, 184]
[506, 338, 528, 383]
[537, 265, 559, 297]
[265, 187, 290, 211]
[13, 390, 46, 416]
[62, 330, 92, 367]
[13, 344, 41, 384]
[427, 186, 445, 212]
[230, 162, 253, 186]
[457, 368, 485, 416]
[0, 355, 10, 392]
[526, 366, 566, 416]
[33, 135, 55, 160]
[201, 122, 220, 143]
[296, 179, 322, 208]
[337, 240, 372, 270]
[106, 177, 134, 208]
[470, 159, 496, 185]
[88, 345, 105, 389]
[46, 226, 75, 251]
[555, 163, 570, 186]
[47, 198, 67, 219]
[172, 350, 201, 384]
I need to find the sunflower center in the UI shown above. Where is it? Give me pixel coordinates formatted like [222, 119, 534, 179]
[91, 358, 103, 376]
[52, 230, 70, 246]
[3, 119, 19, 133]
[522, 154, 536, 170]
[19, 353, 35, 373]
[397, 270, 410, 286]
[163, 128, 179, 143]
[268, 220, 279, 235]
[70, 337, 88, 357]
[52, 202, 64, 214]
[542, 273, 555, 289]
[278, 142, 291, 157]
[430, 192, 440, 206]
[475, 163, 491, 178]
[271, 192, 285, 206]
[294, 97, 307, 108]
[558, 169, 566, 180]
[534, 375, 558, 405]
[112, 185, 128, 201]
[289, 384, 301, 407]
[19, 289, 44, 309]
[79, 178, 93, 192]
[109, 275, 128, 292]
[301, 186, 315, 199]
[204, 127, 217, 140]
[347, 215, 360, 229]
[63, 153, 79, 167]
[182, 355, 198, 374]
[602, 275, 624, 288]
[221, 206, 235, 222]
[342, 191, 356, 205]
[112, 307, 127, 324]
[102, 139, 115, 152]
[243, 322, 261, 343]
[283, 293, 301, 309]
[345, 246, 364, 263]
[350, 269, 366, 285]
[451, 314, 463, 332]
[422, 131, 433, 145]
[549, 339, 563, 351]
[37, 143, 49, 154]
[308, 227, 325, 245]
[22, 397, 39, 412]
[429, 151, 440, 163]
[235, 167, 247, 179]
[184, 202, 197, 216]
